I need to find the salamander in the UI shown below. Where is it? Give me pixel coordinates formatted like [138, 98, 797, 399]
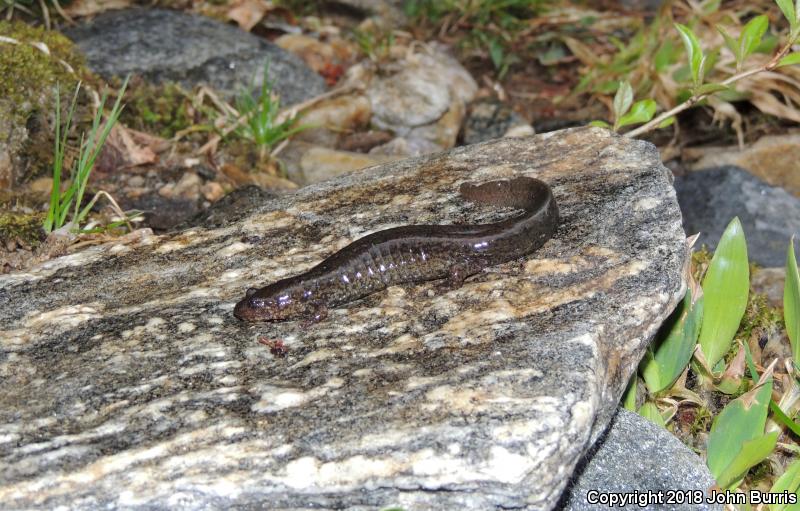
[233, 176, 558, 322]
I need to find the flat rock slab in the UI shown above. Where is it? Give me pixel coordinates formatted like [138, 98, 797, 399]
[563, 409, 719, 511]
[64, 8, 327, 105]
[0, 128, 685, 510]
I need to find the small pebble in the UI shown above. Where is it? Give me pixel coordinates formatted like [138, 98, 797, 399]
[158, 183, 175, 198]
[172, 172, 202, 201]
[201, 181, 225, 202]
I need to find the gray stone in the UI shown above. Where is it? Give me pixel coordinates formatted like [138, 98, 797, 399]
[0, 127, 685, 510]
[366, 46, 477, 136]
[674, 165, 800, 267]
[179, 185, 279, 230]
[64, 8, 327, 105]
[461, 97, 532, 145]
[561, 409, 719, 511]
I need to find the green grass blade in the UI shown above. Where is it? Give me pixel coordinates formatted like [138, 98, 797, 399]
[71, 76, 129, 228]
[698, 217, 749, 369]
[44, 85, 63, 234]
[769, 399, 800, 437]
[785, 237, 800, 361]
[45, 82, 81, 233]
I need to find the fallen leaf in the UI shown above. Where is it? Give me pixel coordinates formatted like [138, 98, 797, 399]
[105, 123, 158, 168]
[227, 0, 273, 32]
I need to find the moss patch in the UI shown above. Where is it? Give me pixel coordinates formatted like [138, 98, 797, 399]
[0, 20, 86, 107]
[0, 20, 91, 188]
[0, 210, 45, 249]
[119, 80, 194, 139]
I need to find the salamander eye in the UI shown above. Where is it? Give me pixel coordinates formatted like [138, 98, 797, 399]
[248, 296, 266, 308]
[245, 287, 258, 298]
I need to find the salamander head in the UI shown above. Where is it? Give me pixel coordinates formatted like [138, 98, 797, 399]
[233, 280, 317, 322]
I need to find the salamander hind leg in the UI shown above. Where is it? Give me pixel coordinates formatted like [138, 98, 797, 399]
[430, 262, 471, 295]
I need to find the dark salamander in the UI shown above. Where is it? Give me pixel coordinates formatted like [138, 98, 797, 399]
[234, 176, 558, 322]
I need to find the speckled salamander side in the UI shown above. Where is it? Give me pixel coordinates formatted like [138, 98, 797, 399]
[233, 176, 558, 322]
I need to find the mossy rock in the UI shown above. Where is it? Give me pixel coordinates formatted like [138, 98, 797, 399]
[0, 20, 89, 190]
[0, 210, 45, 249]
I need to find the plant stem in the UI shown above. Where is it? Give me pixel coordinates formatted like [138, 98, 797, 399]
[625, 39, 797, 139]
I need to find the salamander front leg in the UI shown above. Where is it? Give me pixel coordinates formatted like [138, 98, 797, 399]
[447, 263, 469, 288]
[301, 303, 328, 327]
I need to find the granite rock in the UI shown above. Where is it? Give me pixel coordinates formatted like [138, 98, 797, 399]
[0, 127, 686, 510]
[674, 165, 800, 267]
[64, 8, 327, 105]
[561, 408, 719, 511]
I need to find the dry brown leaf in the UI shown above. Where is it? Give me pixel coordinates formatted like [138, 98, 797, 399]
[125, 127, 171, 154]
[562, 36, 600, 67]
[226, 0, 273, 32]
[107, 124, 158, 167]
[749, 88, 800, 123]
[63, 0, 131, 18]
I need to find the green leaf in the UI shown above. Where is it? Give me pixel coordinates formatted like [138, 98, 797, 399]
[697, 217, 749, 369]
[654, 40, 677, 72]
[715, 432, 779, 490]
[617, 99, 656, 128]
[779, 52, 800, 67]
[785, 238, 800, 361]
[701, 0, 721, 14]
[756, 33, 780, 54]
[638, 401, 666, 427]
[597, 80, 619, 94]
[776, 0, 798, 31]
[695, 83, 729, 95]
[739, 15, 769, 61]
[675, 23, 704, 86]
[770, 459, 800, 511]
[717, 25, 741, 64]
[657, 116, 676, 128]
[589, 120, 611, 128]
[707, 374, 775, 489]
[613, 81, 634, 123]
[641, 290, 702, 394]
[622, 375, 637, 411]
[489, 40, 504, 69]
